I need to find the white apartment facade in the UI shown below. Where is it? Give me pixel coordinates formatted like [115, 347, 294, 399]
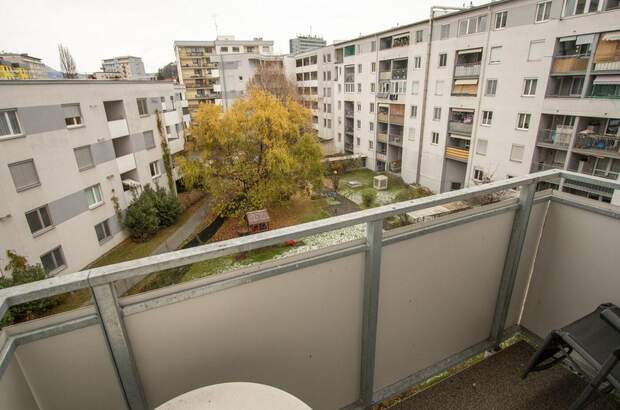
[174, 36, 274, 116]
[301, 0, 620, 197]
[0, 80, 190, 277]
[289, 35, 327, 55]
[100, 56, 153, 80]
[0, 53, 48, 79]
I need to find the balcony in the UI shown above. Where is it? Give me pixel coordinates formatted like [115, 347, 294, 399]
[454, 63, 481, 78]
[448, 121, 473, 136]
[1, 170, 620, 409]
[377, 112, 389, 123]
[164, 110, 179, 126]
[344, 142, 354, 152]
[376, 151, 387, 162]
[573, 133, 620, 158]
[389, 113, 404, 126]
[169, 138, 185, 155]
[344, 110, 354, 119]
[389, 160, 401, 173]
[445, 146, 470, 162]
[379, 72, 392, 81]
[551, 56, 590, 74]
[388, 134, 402, 146]
[377, 132, 388, 144]
[107, 118, 129, 138]
[537, 129, 572, 149]
[345, 125, 354, 134]
[116, 153, 137, 174]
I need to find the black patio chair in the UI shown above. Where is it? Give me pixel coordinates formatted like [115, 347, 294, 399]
[522, 303, 620, 409]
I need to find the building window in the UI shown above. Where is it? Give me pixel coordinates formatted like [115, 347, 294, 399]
[517, 113, 532, 130]
[535, 1, 552, 22]
[357, 120, 361, 129]
[476, 139, 488, 155]
[370, 122, 374, 131]
[371, 62, 376, 72]
[440, 24, 450, 40]
[527, 40, 545, 61]
[495, 11, 507, 29]
[357, 102, 362, 111]
[510, 144, 525, 162]
[481, 111, 493, 125]
[371, 41, 376, 52]
[431, 132, 440, 145]
[485, 79, 497, 96]
[435, 80, 444, 96]
[144, 130, 155, 149]
[414, 56, 422, 69]
[85, 184, 103, 208]
[523, 78, 538, 96]
[25, 205, 53, 235]
[95, 220, 112, 243]
[410, 105, 418, 118]
[232, 46, 240, 52]
[338, 133, 342, 142]
[458, 15, 488, 36]
[439, 53, 448, 67]
[357, 83, 362, 92]
[62, 104, 82, 127]
[150, 160, 161, 178]
[411, 81, 420, 95]
[415, 30, 424, 43]
[40, 246, 66, 274]
[9, 159, 40, 192]
[433, 107, 441, 120]
[358, 64, 362, 73]
[371, 83, 376, 93]
[74, 145, 94, 171]
[356, 137, 360, 146]
[489, 46, 502, 64]
[369, 140, 374, 149]
[370, 103, 375, 112]
[137, 98, 149, 115]
[0, 109, 22, 138]
[473, 168, 485, 181]
[220, 46, 228, 52]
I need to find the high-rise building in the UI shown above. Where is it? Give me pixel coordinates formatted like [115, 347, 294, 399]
[292, 0, 620, 202]
[0, 53, 48, 79]
[289, 35, 327, 55]
[100, 56, 154, 80]
[0, 80, 190, 275]
[174, 36, 274, 116]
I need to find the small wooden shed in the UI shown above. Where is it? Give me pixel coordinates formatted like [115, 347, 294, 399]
[245, 209, 271, 233]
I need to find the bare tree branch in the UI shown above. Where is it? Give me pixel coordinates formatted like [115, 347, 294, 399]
[246, 61, 299, 103]
[58, 44, 77, 79]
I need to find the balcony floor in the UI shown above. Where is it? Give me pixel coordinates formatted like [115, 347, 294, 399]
[386, 341, 618, 409]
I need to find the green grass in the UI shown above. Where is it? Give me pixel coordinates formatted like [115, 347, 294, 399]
[339, 169, 409, 193]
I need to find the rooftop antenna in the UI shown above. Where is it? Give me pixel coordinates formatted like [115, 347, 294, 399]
[309, 25, 312, 36]
[213, 14, 219, 37]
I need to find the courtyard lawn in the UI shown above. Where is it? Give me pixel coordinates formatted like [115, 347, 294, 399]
[338, 169, 411, 207]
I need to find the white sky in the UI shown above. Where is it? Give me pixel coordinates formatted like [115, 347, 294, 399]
[2, 0, 483, 73]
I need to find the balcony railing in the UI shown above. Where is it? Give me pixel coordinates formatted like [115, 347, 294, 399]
[454, 63, 481, 77]
[344, 142, 354, 151]
[377, 112, 389, 123]
[392, 68, 407, 80]
[573, 133, 620, 156]
[448, 121, 473, 135]
[379, 72, 392, 81]
[445, 146, 470, 162]
[2, 170, 620, 410]
[389, 114, 404, 126]
[345, 125, 354, 133]
[388, 134, 402, 145]
[344, 110, 354, 118]
[551, 55, 590, 74]
[535, 162, 564, 172]
[377, 132, 388, 143]
[537, 129, 572, 148]
[376, 151, 387, 162]
[107, 118, 129, 138]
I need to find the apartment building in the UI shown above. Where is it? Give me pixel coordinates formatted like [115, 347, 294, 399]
[100, 56, 154, 80]
[0, 80, 190, 276]
[0, 53, 48, 79]
[300, 0, 619, 197]
[289, 35, 327, 55]
[174, 36, 274, 116]
[293, 47, 337, 153]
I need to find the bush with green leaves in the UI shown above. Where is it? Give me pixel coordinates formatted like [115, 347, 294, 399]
[0, 251, 59, 327]
[152, 186, 181, 227]
[124, 188, 160, 241]
[361, 188, 377, 208]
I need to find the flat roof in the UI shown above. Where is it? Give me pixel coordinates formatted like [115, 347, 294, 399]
[0, 79, 176, 86]
[175, 39, 274, 47]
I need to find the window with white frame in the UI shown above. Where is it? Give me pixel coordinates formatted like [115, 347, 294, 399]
[473, 168, 485, 181]
[412, 81, 420, 94]
[371, 83, 376, 93]
[536, 1, 552, 21]
[510, 144, 525, 162]
[149, 160, 161, 178]
[62, 104, 82, 127]
[371, 62, 376, 72]
[414, 56, 422, 69]
[440, 24, 450, 40]
[25, 205, 53, 235]
[369, 140, 373, 149]
[40, 246, 66, 274]
[410, 105, 418, 118]
[489, 46, 502, 64]
[482, 111, 493, 125]
[356, 137, 360, 146]
[370, 122, 374, 131]
[431, 132, 440, 145]
[563, 0, 601, 16]
[85, 184, 103, 208]
[527, 40, 545, 61]
[357, 120, 361, 129]
[95, 220, 112, 243]
[476, 139, 488, 155]
[433, 107, 442, 121]
[358, 64, 362, 73]
[523, 78, 538, 96]
[415, 30, 424, 43]
[439, 53, 447, 67]
[495, 11, 507, 29]
[517, 113, 532, 130]
[74, 145, 94, 171]
[435, 80, 444, 95]
[357, 102, 361, 111]
[371, 41, 376, 52]
[0, 109, 22, 138]
[485, 79, 498, 96]
[370, 103, 374, 112]
[137, 98, 149, 116]
[144, 130, 155, 149]
[357, 83, 362, 92]
[458, 14, 488, 36]
[9, 159, 40, 192]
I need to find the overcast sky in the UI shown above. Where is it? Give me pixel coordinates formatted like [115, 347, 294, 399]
[2, 0, 483, 73]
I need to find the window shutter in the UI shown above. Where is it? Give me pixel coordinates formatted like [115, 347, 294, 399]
[62, 104, 80, 118]
[74, 146, 94, 170]
[9, 160, 39, 191]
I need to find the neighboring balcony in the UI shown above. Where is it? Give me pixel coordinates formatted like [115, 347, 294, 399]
[550, 55, 590, 74]
[376, 151, 387, 162]
[107, 119, 129, 138]
[389, 113, 404, 126]
[454, 62, 481, 78]
[377, 112, 389, 123]
[534, 162, 564, 172]
[164, 110, 179, 126]
[573, 133, 620, 158]
[344, 110, 354, 119]
[537, 129, 572, 149]
[344, 142, 353, 152]
[377, 132, 388, 144]
[448, 121, 473, 136]
[169, 138, 185, 155]
[388, 134, 402, 146]
[445, 146, 470, 162]
[116, 153, 137, 174]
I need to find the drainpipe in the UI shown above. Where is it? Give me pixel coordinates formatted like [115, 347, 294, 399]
[464, 4, 492, 186]
[416, 6, 467, 185]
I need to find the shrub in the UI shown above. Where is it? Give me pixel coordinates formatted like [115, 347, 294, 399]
[124, 191, 160, 241]
[361, 188, 377, 208]
[153, 187, 182, 227]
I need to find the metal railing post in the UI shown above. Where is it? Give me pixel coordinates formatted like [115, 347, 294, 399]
[489, 183, 537, 347]
[360, 220, 383, 408]
[91, 283, 147, 410]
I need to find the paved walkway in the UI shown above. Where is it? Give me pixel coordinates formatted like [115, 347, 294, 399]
[152, 198, 211, 255]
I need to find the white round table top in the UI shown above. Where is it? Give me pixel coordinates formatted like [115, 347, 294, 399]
[155, 382, 312, 410]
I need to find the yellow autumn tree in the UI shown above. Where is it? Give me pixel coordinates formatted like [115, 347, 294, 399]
[179, 89, 324, 217]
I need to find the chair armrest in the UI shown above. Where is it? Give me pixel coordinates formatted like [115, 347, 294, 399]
[601, 308, 620, 333]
